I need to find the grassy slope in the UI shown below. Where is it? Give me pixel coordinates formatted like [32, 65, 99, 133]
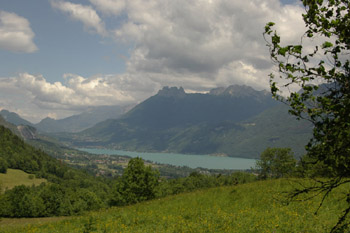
[0, 169, 46, 192]
[1, 179, 346, 233]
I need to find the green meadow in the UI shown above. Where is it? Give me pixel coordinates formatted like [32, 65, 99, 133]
[0, 169, 46, 192]
[1, 179, 346, 233]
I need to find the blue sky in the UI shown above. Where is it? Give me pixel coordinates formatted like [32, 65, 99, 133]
[0, 0, 304, 122]
[0, 0, 127, 82]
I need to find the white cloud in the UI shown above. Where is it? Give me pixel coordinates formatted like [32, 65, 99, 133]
[0, 72, 161, 122]
[90, 0, 126, 15]
[110, 0, 306, 91]
[50, 0, 306, 92]
[0, 0, 308, 121]
[51, 0, 107, 36]
[0, 11, 38, 53]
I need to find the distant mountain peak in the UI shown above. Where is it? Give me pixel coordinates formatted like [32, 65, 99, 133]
[157, 86, 186, 98]
[0, 109, 15, 120]
[41, 117, 55, 122]
[209, 85, 270, 98]
[0, 109, 10, 114]
[0, 109, 34, 126]
[35, 105, 129, 133]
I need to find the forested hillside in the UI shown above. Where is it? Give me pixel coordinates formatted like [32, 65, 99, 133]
[0, 125, 111, 217]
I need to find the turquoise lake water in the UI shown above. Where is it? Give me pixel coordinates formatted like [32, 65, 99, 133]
[79, 148, 256, 170]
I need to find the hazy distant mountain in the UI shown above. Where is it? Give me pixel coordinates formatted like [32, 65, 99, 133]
[35, 105, 131, 133]
[0, 109, 34, 127]
[0, 113, 39, 140]
[0, 115, 20, 136]
[51, 85, 313, 159]
[0, 105, 131, 133]
[0, 113, 84, 158]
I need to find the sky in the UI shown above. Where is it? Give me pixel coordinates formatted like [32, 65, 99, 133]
[0, 0, 305, 123]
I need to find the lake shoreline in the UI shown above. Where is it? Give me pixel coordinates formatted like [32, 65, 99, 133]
[78, 148, 256, 170]
[77, 147, 253, 160]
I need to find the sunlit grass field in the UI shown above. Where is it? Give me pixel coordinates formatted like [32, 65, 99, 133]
[0, 169, 46, 192]
[0, 179, 347, 232]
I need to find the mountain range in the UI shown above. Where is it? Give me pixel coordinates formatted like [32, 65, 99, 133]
[54, 85, 312, 158]
[1, 105, 131, 133]
[1, 85, 313, 159]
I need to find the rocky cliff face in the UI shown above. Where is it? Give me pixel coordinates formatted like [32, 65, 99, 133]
[209, 85, 270, 99]
[17, 125, 37, 140]
[157, 86, 187, 98]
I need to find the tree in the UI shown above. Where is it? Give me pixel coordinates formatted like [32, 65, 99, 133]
[264, 0, 350, 231]
[255, 148, 296, 179]
[3, 185, 31, 217]
[0, 157, 8, 173]
[111, 157, 159, 205]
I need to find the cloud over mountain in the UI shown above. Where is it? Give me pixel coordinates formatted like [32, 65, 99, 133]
[0, 73, 160, 122]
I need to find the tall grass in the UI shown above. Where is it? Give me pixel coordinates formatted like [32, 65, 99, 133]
[1, 179, 346, 232]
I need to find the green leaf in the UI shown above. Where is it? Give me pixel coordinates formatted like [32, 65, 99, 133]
[292, 45, 302, 54]
[278, 47, 289, 56]
[322, 41, 333, 49]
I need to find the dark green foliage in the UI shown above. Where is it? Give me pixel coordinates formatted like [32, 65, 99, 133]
[156, 171, 257, 197]
[0, 183, 105, 217]
[0, 157, 8, 173]
[0, 125, 109, 217]
[264, 0, 350, 231]
[110, 158, 159, 205]
[0, 185, 31, 217]
[255, 148, 296, 179]
[108, 158, 256, 207]
[0, 126, 51, 175]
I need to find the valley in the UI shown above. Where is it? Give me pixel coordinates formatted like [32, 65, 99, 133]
[0, 85, 312, 178]
[1, 1, 348, 231]
[0, 84, 346, 232]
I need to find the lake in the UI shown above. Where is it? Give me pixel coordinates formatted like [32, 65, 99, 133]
[79, 148, 257, 170]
